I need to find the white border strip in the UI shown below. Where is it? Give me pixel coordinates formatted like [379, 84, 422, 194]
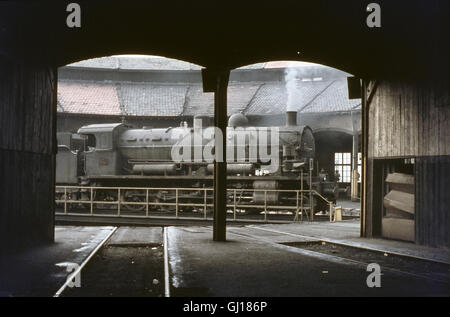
[54, 227, 118, 297]
[163, 227, 171, 297]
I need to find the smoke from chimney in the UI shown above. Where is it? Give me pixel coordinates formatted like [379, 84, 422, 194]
[284, 66, 300, 112]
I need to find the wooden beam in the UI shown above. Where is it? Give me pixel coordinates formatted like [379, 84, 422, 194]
[360, 79, 367, 237]
[351, 132, 359, 201]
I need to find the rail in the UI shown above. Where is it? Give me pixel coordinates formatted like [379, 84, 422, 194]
[55, 185, 334, 222]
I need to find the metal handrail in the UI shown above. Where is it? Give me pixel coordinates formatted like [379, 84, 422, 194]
[55, 185, 334, 222]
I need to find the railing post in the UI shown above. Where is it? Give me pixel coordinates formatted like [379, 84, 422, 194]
[264, 190, 267, 222]
[301, 172, 304, 222]
[204, 189, 207, 219]
[118, 188, 121, 216]
[295, 190, 299, 222]
[64, 186, 67, 214]
[329, 202, 333, 222]
[175, 189, 179, 218]
[146, 188, 149, 217]
[309, 171, 313, 222]
[233, 189, 236, 221]
[90, 187, 93, 215]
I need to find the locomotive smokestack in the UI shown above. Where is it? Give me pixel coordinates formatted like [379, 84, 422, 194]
[286, 111, 297, 126]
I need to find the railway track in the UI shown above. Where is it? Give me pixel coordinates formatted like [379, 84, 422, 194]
[54, 224, 450, 297]
[54, 227, 171, 297]
[54, 227, 118, 297]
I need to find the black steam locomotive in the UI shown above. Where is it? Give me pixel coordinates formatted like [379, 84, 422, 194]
[56, 111, 338, 213]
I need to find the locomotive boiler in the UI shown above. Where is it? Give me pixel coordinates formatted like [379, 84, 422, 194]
[56, 111, 338, 213]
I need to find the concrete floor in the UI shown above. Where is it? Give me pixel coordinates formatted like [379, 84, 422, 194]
[2, 222, 450, 296]
[0, 226, 115, 296]
[253, 221, 450, 264]
[168, 222, 450, 296]
[336, 200, 360, 216]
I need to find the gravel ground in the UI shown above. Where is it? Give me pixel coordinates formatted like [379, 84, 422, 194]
[62, 245, 164, 297]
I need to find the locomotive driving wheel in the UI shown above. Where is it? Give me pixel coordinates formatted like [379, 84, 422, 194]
[123, 190, 146, 212]
[94, 190, 117, 210]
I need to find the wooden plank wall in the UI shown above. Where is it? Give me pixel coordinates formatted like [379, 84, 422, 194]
[0, 58, 56, 253]
[366, 80, 450, 247]
[368, 81, 450, 158]
[415, 156, 450, 248]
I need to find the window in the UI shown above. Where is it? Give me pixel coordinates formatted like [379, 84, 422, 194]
[85, 134, 96, 148]
[334, 152, 351, 182]
[334, 152, 362, 183]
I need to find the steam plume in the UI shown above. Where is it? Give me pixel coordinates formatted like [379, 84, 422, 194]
[284, 66, 300, 112]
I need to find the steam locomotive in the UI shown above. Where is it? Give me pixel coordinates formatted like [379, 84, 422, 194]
[56, 111, 338, 213]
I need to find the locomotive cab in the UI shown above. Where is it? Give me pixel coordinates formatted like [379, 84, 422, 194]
[77, 123, 130, 176]
[56, 132, 80, 185]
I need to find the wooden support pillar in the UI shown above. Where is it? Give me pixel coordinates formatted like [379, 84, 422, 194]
[360, 79, 367, 238]
[0, 57, 57, 253]
[351, 132, 359, 201]
[202, 68, 230, 241]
